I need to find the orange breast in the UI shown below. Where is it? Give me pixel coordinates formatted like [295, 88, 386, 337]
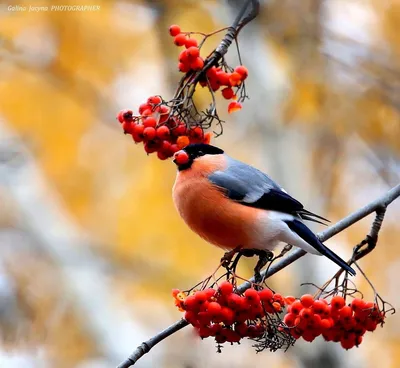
[172, 156, 260, 250]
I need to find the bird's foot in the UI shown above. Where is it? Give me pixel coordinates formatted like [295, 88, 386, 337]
[253, 250, 274, 283]
[221, 246, 243, 268]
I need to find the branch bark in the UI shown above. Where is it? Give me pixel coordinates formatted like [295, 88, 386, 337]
[117, 183, 400, 368]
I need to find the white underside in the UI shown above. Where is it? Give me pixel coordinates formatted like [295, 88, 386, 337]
[248, 211, 322, 255]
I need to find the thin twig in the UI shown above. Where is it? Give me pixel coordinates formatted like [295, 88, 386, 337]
[116, 184, 400, 368]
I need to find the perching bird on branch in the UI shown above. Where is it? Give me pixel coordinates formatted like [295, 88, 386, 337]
[172, 143, 356, 276]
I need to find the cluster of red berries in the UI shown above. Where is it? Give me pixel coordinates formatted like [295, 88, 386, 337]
[169, 24, 247, 114]
[173, 282, 286, 345]
[282, 295, 385, 350]
[116, 95, 211, 160]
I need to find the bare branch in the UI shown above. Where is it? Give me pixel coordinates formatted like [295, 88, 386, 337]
[117, 184, 400, 368]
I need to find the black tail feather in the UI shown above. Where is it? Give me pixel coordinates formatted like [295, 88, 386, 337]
[285, 219, 356, 276]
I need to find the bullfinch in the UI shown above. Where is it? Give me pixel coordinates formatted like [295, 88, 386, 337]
[172, 143, 355, 276]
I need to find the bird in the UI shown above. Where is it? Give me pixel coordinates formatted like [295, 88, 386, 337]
[172, 143, 355, 276]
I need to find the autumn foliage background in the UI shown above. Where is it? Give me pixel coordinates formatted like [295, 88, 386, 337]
[0, 0, 400, 367]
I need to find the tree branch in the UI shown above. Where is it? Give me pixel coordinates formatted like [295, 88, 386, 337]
[117, 184, 400, 368]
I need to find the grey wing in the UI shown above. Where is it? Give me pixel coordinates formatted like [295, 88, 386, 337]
[208, 157, 329, 224]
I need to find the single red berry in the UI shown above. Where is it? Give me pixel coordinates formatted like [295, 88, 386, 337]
[299, 308, 313, 320]
[157, 150, 169, 160]
[300, 294, 315, 308]
[285, 296, 296, 305]
[227, 101, 242, 113]
[219, 281, 234, 296]
[234, 65, 248, 79]
[207, 302, 222, 318]
[185, 38, 198, 48]
[156, 126, 170, 140]
[184, 310, 197, 324]
[144, 141, 158, 154]
[169, 24, 181, 37]
[205, 288, 216, 298]
[141, 108, 152, 117]
[229, 71, 243, 86]
[172, 123, 187, 136]
[259, 289, 274, 302]
[244, 288, 260, 305]
[194, 291, 208, 304]
[178, 50, 189, 64]
[221, 87, 235, 100]
[143, 117, 157, 128]
[138, 103, 151, 114]
[320, 318, 332, 329]
[176, 135, 190, 149]
[313, 300, 327, 315]
[178, 62, 190, 73]
[220, 307, 235, 325]
[226, 293, 244, 310]
[184, 295, 197, 311]
[170, 144, 179, 155]
[216, 71, 231, 86]
[122, 121, 134, 134]
[132, 124, 144, 142]
[173, 150, 189, 165]
[339, 306, 353, 319]
[143, 127, 156, 141]
[186, 46, 199, 58]
[302, 330, 316, 342]
[331, 295, 346, 310]
[283, 313, 296, 327]
[188, 126, 204, 141]
[235, 322, 248, 337]
[190, 57, 204, 71]
[147, 95, 162, 105]
[174, 33, 187, 46]
[291, 301, 304, 315]
[117, 109, 133, 123]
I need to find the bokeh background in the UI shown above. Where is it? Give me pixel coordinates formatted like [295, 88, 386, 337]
[0, 0, 400, 367]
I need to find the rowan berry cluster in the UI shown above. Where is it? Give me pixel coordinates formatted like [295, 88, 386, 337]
[173, 282, 294, 351]
[282, 294, 385, 349]
[169, 24, 248, 114]
[116, 95, 211, 159]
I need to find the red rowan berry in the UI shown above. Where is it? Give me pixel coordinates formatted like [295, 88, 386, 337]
[291, 301, 304, 315]
[157, 150, 169, 160]
[170, 144, 180, 155]
[283, 313, 296, 327]
[147, 95, 162, 105]
[226, 293, 244, 310]
[203, 288, 215, 299]
[235, 322, 248, 337]
[185, 38, 198, 48]
[313, 300, 327, 315]
[229, 71, 243, 86]
[285, 296, 296, 305]
[194, 291, 208, 304]
[339, 306, 353, 319]
[189, 126, 204, 141]
[302, 330, 316, 342]
[272, 302, 282, 313]
[220, 307, 235, 325]
[219, 281, 233, 296]
[299, 308, 313, 320]
[174, 33, 187, 46]
[186, 46, 199, 59]
[143, 117, 157, 128]
[259, 289, 273, 302]
[222, 87, 235, 100]
[144, 141, 158, 154]
[190, 57, 204, 71]
[184, 310, 197, 324]
[172, 123, 187, 136]
[331, 295, 346, 310]
[300, 294, 315, 308]
[320, 318, 332, 329]
[244, 288, 260, 305]
[235, 65, 248, 79]
[160, 139, 172, 153]
[117, 109, 133, 123]
[177, 135, 190, 149]
[122, 121, 134, 134]
[143, 127, 156, 141]
[216, 71, 231, 86]
[169, 24, 181, 37]
[156, 126, 170, 140]
[203, 132, 212, 144]
[178, 50, 189, 64]
[141, 108, 152, 117]
[228, 101, 242, 113]
[138, 104, 151, 115]
[133, 123, 144, 137]
[197, 326, 211, 338]
[178, 62, 190, 73]
[207, 302, 222, 317]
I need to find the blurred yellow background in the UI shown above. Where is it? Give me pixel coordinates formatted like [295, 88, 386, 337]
[0, 0, 399, 367]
